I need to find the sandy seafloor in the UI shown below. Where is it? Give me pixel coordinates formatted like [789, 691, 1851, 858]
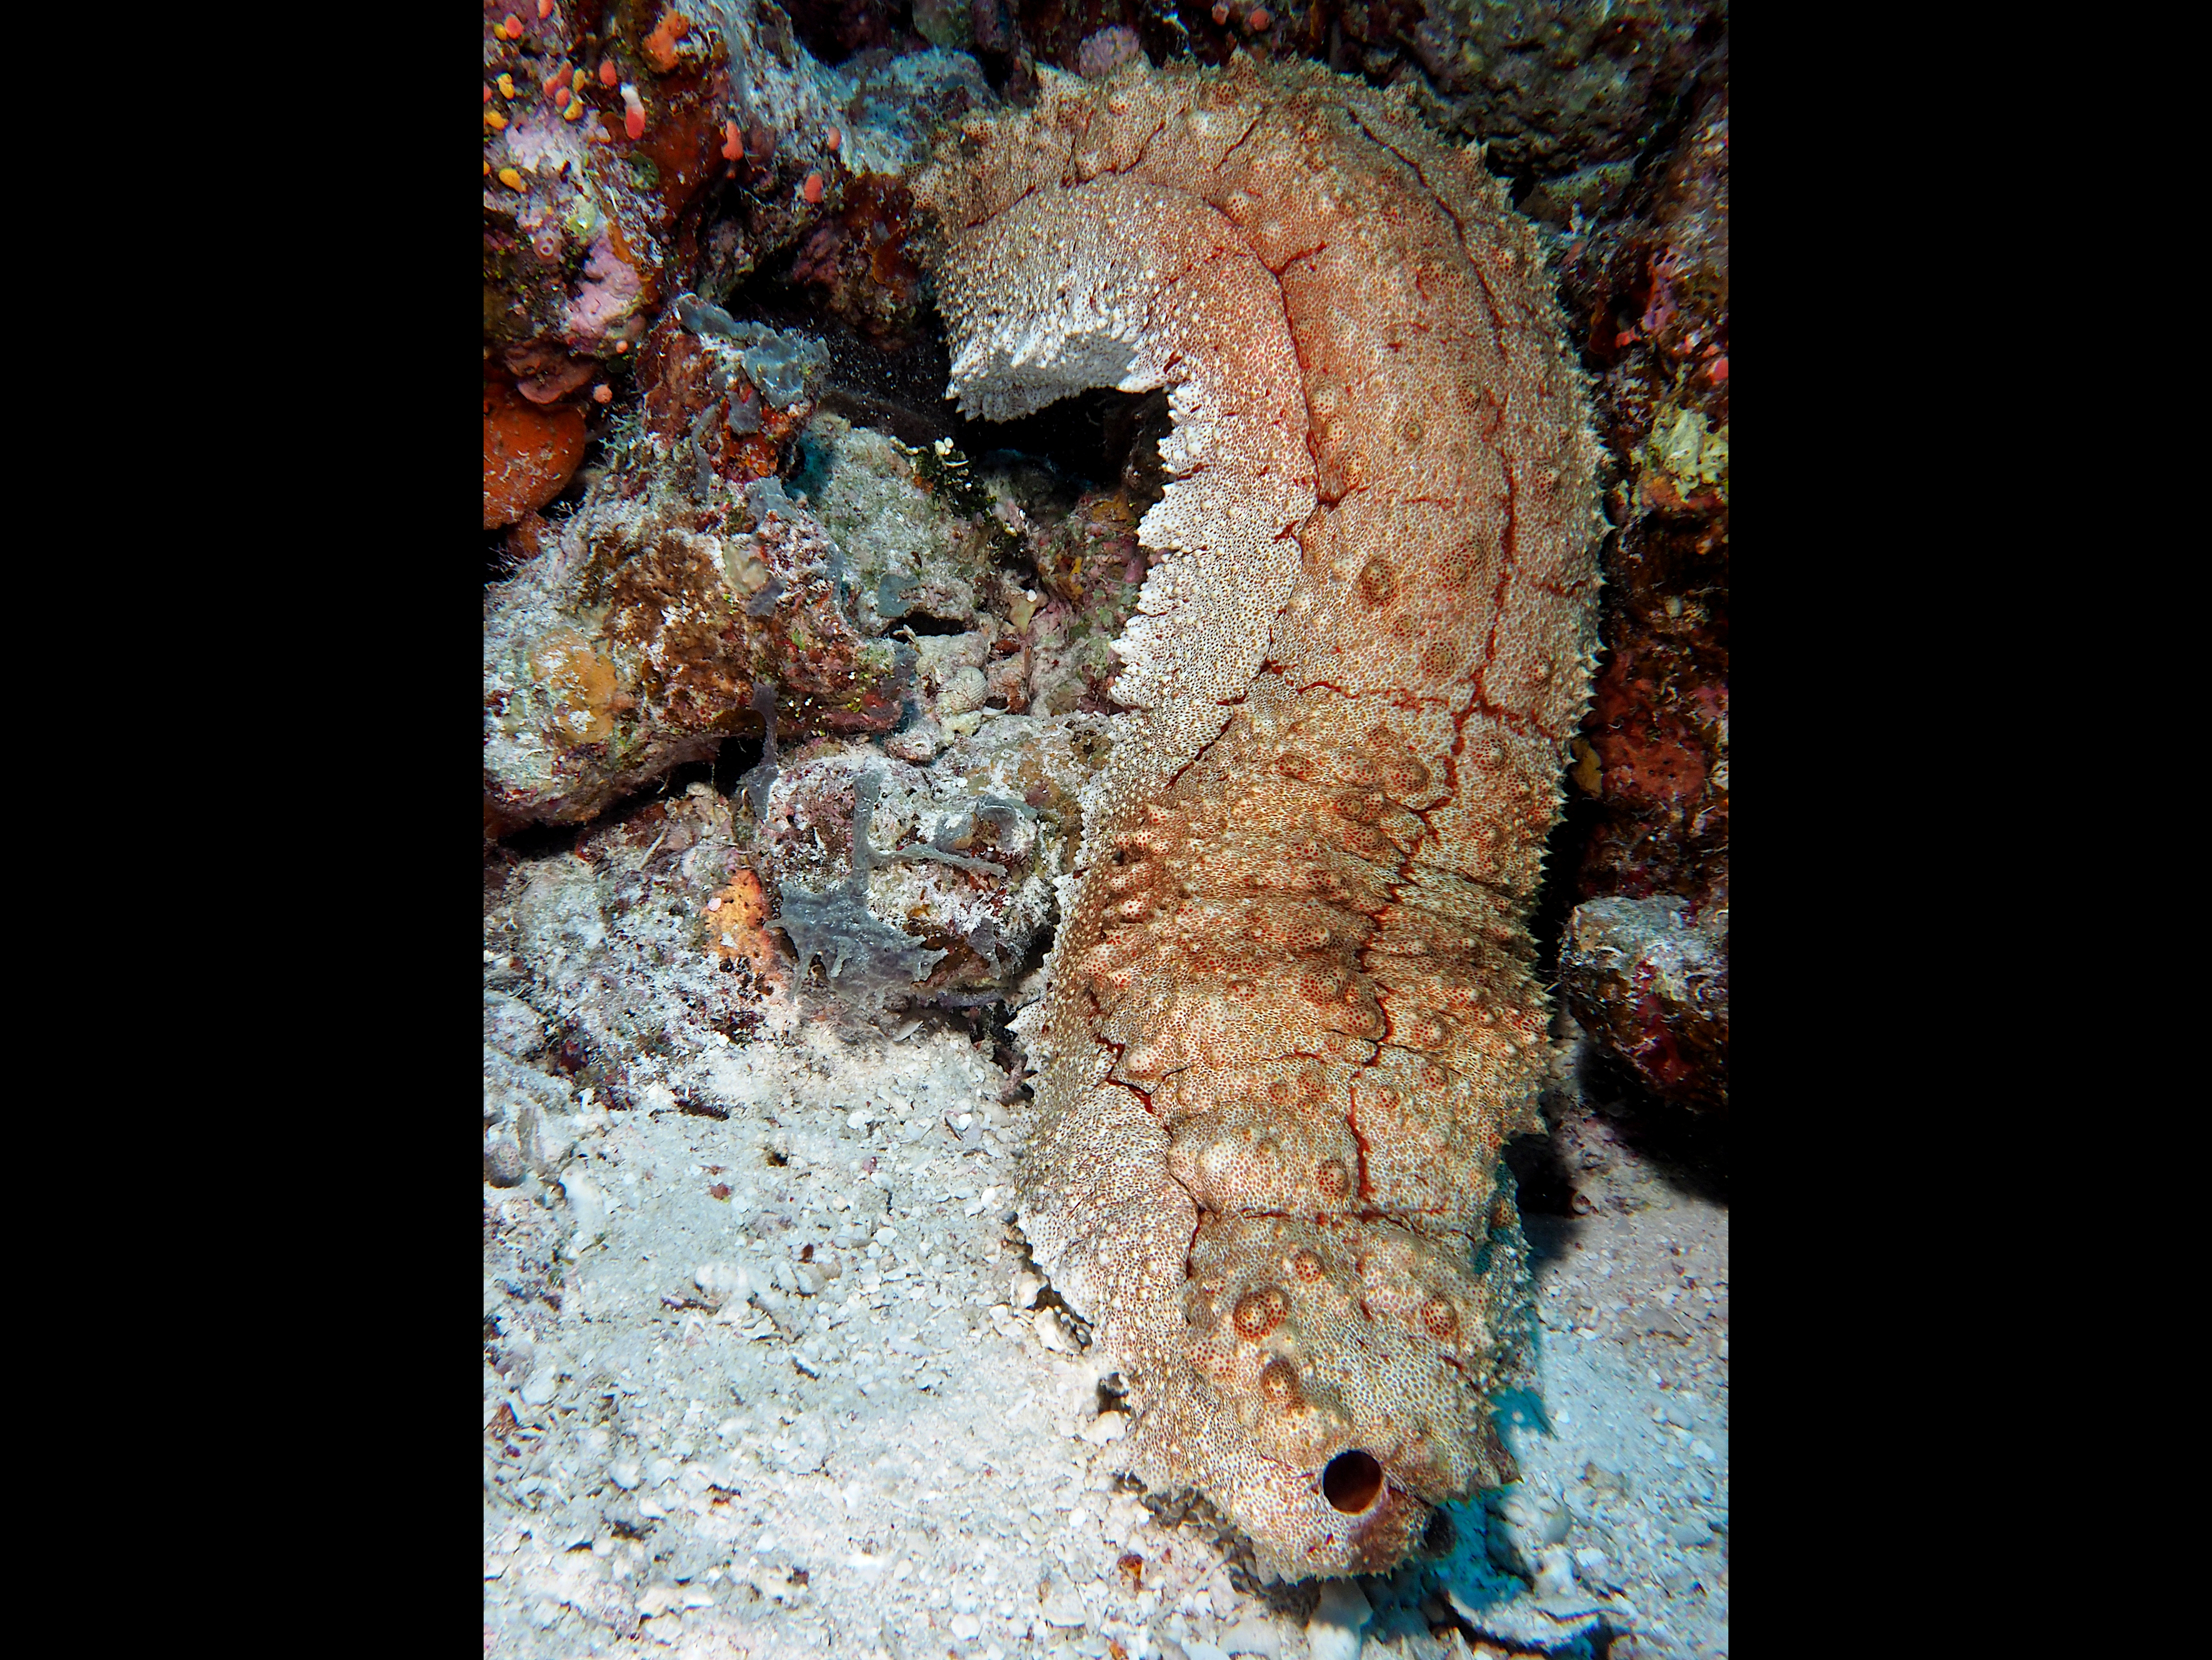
[483, 791, 1729, 1660]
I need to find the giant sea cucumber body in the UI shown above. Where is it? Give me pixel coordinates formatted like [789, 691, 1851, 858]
[916, 58, 1603, 1579]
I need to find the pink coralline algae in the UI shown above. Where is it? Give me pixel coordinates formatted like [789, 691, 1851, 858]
[561, 235, 644, 351]
[1075, 26, 1142, 79]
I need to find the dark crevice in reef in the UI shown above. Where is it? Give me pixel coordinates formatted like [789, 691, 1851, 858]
[1530, 789, 1606, 986]
[660, 730, 768, 806]
[780, 0, 921, 69]
[493, 815, 589, 864]
[715, 268, 958, 449]
[891, 611, 974, 636]
[714, 729, 766, 797]
[1520, 786, 1728, 1212]
[490, 729, 768, 869]
[984, 1002, 1033, 1100]
[578, 734, 763, 826]
[809, 314, 964, 448]
[1512, 788, 1598, 1224]
[1530, 748, 1730, 1197]
[1504, 1128, 1580, 1223]
[953, 387, 1174, 506]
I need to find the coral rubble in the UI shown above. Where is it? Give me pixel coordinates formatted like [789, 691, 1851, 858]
[918, 56, 1603, 1579]
[752, 711, 1114, 1017]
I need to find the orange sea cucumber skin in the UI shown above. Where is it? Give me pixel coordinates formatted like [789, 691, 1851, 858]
[919, 58, 1603, 1579]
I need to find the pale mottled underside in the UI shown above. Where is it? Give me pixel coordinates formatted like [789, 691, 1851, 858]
[916, 57, 1603, 1580]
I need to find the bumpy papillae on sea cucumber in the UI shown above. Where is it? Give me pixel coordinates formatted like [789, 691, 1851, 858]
[915, 57, 1603, 1580]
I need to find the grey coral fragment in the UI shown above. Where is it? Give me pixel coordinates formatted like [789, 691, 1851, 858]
[770, 770, 950, 993]
[675, 297, 827, 408]
[676, 294, 742, 338]
[771, 884, 948, 987]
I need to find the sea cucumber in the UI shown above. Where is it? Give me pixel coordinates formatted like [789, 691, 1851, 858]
[916, 57, 1603, 1579]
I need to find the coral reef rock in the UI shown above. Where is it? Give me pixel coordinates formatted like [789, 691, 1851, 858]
[1548, 33, 1728, 1109]
[484, 376, 589, 529]
[980, 0, 1721, 189]
[1332, 0, 1724, 181]
[482, 0, 988, 529]
[917, 56, 1603, 1579]
[1560, 895, 1726, 1112]
[483, 454, 908, 835]
[753, 713, 1115, 1020]
[482, 780, 796, 1121]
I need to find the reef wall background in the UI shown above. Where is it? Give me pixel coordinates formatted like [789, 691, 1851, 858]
[484, 0, 1728, 1125]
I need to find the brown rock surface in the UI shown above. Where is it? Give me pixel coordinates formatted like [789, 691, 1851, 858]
[482, 480, 909, 836]
[917, 57, 1602, 1578]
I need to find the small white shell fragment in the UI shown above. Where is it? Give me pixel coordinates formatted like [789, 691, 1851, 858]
[1218, 1616, 1285, 1659]
[1039, 1583, 1088, 1627]
[695, 1261, 750, 1302]
[1306, 1577, 1372, 1660]
[1080, 1410, 1128, 1445]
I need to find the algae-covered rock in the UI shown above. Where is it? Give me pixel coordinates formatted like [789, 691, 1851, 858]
[484, 781, 795, 1107]
[484, 475, 910, 835]
[1560, 895, 1728, 1112]
[752, 712, 1114, 1019]
[796, 415, 1022, 638]
[486, 384, 1138, 835]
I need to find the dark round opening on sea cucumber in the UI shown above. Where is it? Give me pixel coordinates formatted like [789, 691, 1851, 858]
[1322, 1449, 1384, 1514]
